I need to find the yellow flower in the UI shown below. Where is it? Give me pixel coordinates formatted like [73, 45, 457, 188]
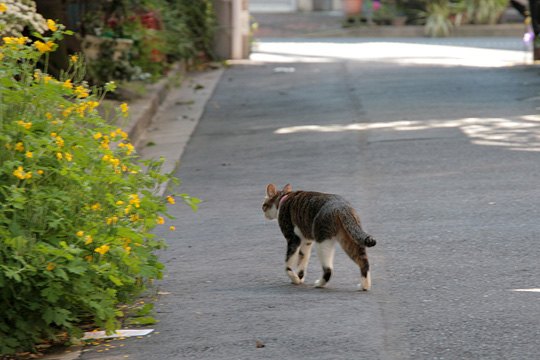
[124, 246, 131, 254]
[130, 214, 140, 222]
[120, 103, 129, 115]
[37, 170, 44, 175]
[129, 194, 141, 208]
[125, 143, 135, 155]
[34, 40, 54, 53]
[3, 36, 28, 45]
[65, 152, 72, 161]
[116, 200, 124, 205]
[25, 151, 33, 158]
[90, 203, 100, 211]
[45, 112, 53, 120]
[47, 19, 58, 32]
[46, 263, 56, 271]
[0, 3, 7, 13]
[50, 132, 57, 138]
[157, 216, 165, 225]
[62, 107, 73, 117]
[17, 120, 32, 129]
[55, 136, 64, 148]
[102, 154, 110, 162]
[76, 231, 84, 237]
[70, 54, 78, 63]
[74, 85, 89, 98]
[14, 142, 24, 152]
[94, 244, 110, 255]
[87, 101, 99, 111]
[13, 166, 31, 180]
[56, 152, 63, 160]
[169, 226, 176, 231]
[63, 79, 73, 89]
[84, 235, 93, 245]
[106, 216, 118, 225]
[93, 132, 102, 140]
[166, 196, 175, 205]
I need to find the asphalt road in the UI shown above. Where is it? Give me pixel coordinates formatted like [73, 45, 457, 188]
[81, 38, 540, 359]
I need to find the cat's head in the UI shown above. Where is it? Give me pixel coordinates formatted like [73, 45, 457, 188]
[262, 183, 292, 220]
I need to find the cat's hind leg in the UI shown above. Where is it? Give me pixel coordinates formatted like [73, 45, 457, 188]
[296, 240, 313, 284]
[285, 235, 302, 285]
[338, 235, 371, 291]
[314, 239, 336, 288]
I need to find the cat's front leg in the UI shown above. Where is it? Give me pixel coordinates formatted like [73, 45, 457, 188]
[285, 236, 302, 285]
[296, 240, 313, 284]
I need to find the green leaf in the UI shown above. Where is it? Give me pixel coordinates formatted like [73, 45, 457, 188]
[108, 275, 123, 286]
[135, 303, 154, 316]
[126, 316, 157, 326]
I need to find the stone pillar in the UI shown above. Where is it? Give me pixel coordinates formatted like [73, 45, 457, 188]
[213, 0, 250, 60]
[298, 0, 313, 11]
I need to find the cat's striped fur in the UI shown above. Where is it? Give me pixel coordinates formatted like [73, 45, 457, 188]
[263, 184, 376, 291]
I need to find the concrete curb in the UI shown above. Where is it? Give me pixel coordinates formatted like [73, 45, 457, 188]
[319, 24, 527, 38]
[124, 63, 187, 144]
[136, 67, 224, 196]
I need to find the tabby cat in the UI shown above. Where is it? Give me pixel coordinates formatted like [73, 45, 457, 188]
[262, 184, 376, 291]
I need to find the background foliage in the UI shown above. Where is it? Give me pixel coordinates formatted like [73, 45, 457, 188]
[81, 0, 217, 84]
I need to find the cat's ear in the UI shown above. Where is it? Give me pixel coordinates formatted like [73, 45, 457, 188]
[266, 184, 277, 197]
[282, 184, 292, 193]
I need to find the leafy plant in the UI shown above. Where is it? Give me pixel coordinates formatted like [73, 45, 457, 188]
[464, 0, 508, 24]
[423, 0, 454, 37]
[0, 19, 198, 354]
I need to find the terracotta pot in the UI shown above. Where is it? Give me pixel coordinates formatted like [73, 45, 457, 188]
[342, 0, 363, 17]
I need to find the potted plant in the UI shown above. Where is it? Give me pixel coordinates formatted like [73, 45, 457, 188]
[342, 0, 363, 17]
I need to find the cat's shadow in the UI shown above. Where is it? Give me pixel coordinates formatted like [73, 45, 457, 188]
[258, 282, 369, 297]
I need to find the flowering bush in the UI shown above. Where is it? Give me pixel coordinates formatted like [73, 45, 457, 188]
[0, 19, 197, 354]
[0, 0, 47, 36]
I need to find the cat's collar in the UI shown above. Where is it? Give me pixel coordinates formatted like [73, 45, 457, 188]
[278, 194, 289, 209]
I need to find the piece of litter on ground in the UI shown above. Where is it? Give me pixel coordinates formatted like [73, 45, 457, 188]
[256, 340, 265, 348]
[82, 329, 154, 340]
[273, 67, 295, 73]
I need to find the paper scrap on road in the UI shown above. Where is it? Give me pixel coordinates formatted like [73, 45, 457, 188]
[82, 329, 154, 340]
[273, 67, 295, 73]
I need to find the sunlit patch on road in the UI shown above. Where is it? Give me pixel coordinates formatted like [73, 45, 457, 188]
[275, 115, 540, 152]
[252, 40, 532, 67]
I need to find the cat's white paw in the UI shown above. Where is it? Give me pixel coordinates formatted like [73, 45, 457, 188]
[314, 279, 327, 288]
[287, 270, 302, 285]
[358, 273, 371, 291]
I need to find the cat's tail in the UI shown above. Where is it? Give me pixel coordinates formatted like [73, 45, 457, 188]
[339, 212, 377, 248]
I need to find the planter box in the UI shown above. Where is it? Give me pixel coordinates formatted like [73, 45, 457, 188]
[81, 35, 133, 61]
[314, 0, 333, 11]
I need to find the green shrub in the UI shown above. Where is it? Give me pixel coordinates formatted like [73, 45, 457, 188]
[0, 20, 197, 354]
